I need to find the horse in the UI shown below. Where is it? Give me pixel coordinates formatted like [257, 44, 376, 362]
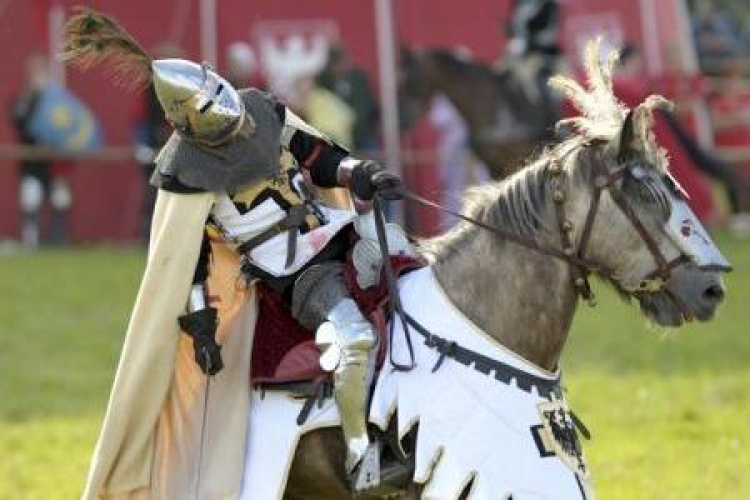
[240, 41, 730, 500]
[398, 47, 561, 180]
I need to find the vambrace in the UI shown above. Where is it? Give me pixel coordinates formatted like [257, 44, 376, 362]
[281, 108, 349, 188]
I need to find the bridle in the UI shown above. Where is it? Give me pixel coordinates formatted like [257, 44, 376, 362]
[548, 143, 689, 305]
[395, 140, 688, 307]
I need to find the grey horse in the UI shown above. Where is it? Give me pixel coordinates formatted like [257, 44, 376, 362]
[245, 41, 730, 500]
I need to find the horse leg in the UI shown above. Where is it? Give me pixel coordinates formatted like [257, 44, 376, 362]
[283, 428, 350, 500]
[284, 428, 421, 500]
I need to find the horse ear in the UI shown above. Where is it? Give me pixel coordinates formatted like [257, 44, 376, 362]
[614, 109, 642, 161]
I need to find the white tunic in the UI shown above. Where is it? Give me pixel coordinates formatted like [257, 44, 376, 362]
[208, 167, 355, 277]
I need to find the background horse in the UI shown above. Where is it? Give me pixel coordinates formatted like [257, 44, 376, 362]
[398, 47, 561, 179]
[244, 41, 730, 500]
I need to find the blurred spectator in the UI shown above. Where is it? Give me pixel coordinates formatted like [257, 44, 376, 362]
[225, 41, 266, 90]
[132, 42, 179, 240]
[317, 45, 379, 152]
[428, 95, 489, 229]
[505, 0, 561, 60]
[9, 52, 100, 248]
[708, 59, 750, 233]
[692, 0, 744, 75]
[499, 0, 562, 126]
[289, 70, 355, 148]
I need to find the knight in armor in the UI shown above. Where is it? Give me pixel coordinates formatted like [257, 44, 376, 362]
[500, 0, 562, 117]
[64, 10, 409, 495]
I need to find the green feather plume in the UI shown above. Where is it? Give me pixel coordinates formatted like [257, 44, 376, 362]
[62, 8, 152, 88]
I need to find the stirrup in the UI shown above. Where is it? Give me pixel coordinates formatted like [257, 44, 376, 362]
[350, 441, 412, 496]
[351, 441, 381, 492]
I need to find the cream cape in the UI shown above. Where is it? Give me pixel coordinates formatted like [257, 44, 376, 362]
[82, 189, 257, 499]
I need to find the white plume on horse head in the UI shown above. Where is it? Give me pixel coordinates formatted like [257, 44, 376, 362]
[549, 38, 673, 170]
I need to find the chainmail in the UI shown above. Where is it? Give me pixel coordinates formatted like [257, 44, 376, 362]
[151, 88, 282, 192]
[291, 262, 349, 331]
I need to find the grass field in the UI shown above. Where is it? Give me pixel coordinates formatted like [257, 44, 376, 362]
[1, 234, 749, 499]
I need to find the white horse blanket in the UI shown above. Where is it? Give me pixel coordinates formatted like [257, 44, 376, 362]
[241, 267, 594, 500]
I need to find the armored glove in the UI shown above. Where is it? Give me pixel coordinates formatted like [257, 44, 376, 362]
[350, 160, 403, 201]
[178, 307, 224, 375]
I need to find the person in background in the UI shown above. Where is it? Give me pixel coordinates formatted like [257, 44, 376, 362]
[9, 53, 74, 248]
[692, 0, 745, 76]
[499, 0, 562, 130]
[225, 41, 266, 90]
[707, 58, 750, 234]
[289, 69, 356, 149]
[317, 45, 379, 152]
[428, 94, 490, 229]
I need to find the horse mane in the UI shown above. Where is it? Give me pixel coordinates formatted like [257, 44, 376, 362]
[421, 159, 553, 261]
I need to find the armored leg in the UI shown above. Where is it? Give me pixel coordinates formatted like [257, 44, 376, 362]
[291, 263, 380, 488]
[319, 298, 377, 472]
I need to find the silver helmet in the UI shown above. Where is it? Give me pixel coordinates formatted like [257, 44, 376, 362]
[152, 59, 244, 146]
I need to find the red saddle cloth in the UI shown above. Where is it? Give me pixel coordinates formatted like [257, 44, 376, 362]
[250, 255, 425, 386]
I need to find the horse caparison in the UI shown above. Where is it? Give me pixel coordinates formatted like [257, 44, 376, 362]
[275, 40, 728, 500]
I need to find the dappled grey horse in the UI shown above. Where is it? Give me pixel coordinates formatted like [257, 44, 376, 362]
[242, 41, 730, 500]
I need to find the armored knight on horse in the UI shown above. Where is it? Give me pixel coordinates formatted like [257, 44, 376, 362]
[65, 9, 411, 498]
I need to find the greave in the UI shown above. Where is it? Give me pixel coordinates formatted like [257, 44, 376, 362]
[316, 298, 377, 472]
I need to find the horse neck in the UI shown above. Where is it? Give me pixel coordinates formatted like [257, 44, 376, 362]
[426, 168, 581, 371]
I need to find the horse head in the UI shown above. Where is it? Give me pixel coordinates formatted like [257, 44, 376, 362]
[548, 40, 730, 327]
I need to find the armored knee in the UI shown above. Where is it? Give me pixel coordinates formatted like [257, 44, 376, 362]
[316, 298, 376, 372]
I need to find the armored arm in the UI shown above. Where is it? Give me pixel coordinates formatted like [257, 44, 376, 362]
[178, 233, 224, 375]
[278, 106, 402, 201]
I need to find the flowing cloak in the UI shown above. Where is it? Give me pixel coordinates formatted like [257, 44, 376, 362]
[82, 189, 258, 499]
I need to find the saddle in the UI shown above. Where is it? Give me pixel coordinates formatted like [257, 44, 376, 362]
[250, 253, 425, 388]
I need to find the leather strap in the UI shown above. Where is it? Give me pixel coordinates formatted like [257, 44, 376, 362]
[237, 204, 309, 268]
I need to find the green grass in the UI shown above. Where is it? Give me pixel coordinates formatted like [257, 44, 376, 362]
[1, 236, 749, 499]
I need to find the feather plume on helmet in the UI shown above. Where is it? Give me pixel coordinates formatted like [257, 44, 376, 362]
[62, 8, 153, 89]
[62, 8, 245, 146]
[549, 38, 674, 171]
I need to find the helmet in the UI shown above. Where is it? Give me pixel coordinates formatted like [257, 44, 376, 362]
[152, 59, 244, 146]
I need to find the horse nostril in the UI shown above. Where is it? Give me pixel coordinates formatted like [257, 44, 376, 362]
[703, 284, 725, 303]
